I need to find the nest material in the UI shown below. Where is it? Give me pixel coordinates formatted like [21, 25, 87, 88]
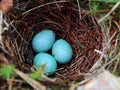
[6, 1, 103, 83]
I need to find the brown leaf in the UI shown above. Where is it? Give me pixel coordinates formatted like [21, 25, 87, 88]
[0, 0, 13, 14]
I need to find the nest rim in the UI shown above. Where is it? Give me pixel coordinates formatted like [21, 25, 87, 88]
[6, 1, 103, 83]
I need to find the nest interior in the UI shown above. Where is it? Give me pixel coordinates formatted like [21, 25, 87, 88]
[5, 1, 103, 83]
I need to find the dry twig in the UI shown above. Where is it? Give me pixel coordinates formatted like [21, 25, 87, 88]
[98, 1, 120, 23]
[14, 68, 46, 90]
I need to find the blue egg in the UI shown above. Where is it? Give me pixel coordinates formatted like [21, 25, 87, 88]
[33, 53, 57, 75]
[32, 30, 56, 53]
[52, 39, 73, 64]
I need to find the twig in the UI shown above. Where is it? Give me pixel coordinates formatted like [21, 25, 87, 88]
[0, 11, 11, 56]
[106, 52, 120, 66]
[42, 74, 56, 82]
[98, 1, 120, 23]
[112, 59, 120, 73]
[8, 79, 25, 83]
[112, 20, 120, 31]
[88, 49, 105, 73]
[94, 49, 107, 58]
[0, 11, 3, 44]
[78, 75, 95, 86]
[10, 21, 28, 44]
[14, 41, 23, 65]
[14, 68, 46, 90]
[8, 77, 14, 90]
[76, 0, 81, 20]
[22, 1, 68, 15]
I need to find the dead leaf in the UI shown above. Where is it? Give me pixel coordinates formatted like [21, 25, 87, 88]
[0, 0, 13, 14]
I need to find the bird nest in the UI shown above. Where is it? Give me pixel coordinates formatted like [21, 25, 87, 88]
[5, 1, 103, 83]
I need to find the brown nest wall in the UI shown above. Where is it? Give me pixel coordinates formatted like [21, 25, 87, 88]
[6, 1, 103, 82]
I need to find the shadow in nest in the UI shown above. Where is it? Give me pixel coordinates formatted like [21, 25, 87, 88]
[5, 0, 103, 83]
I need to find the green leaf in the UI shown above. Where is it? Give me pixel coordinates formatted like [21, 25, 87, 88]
[91, 2, 99, 13]
[0, 65, 15, 79]
[30, 64, 46, 81]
